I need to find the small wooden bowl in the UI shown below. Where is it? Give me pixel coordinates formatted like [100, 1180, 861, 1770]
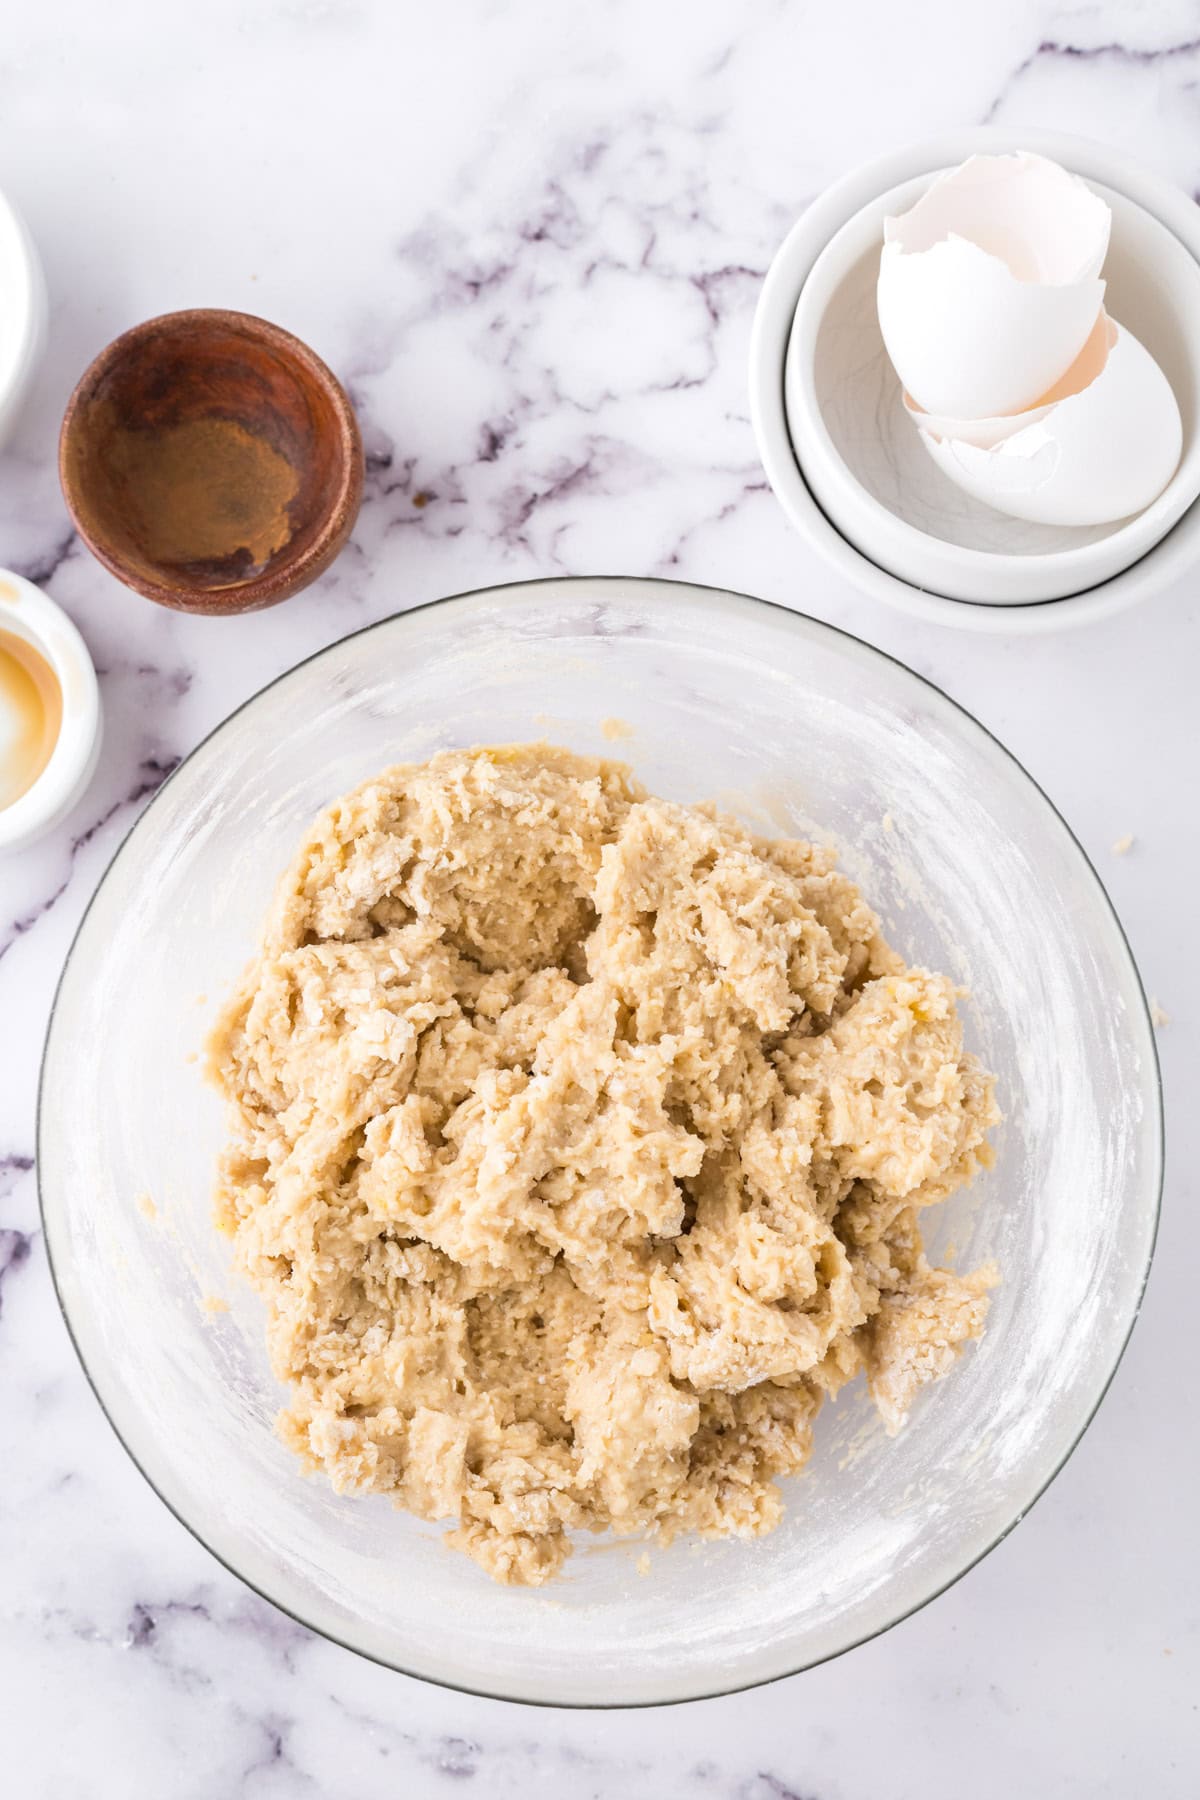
[59, 309, 364, 615]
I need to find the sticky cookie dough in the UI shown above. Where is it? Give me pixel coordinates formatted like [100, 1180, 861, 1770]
[209, 745, 998, 1585]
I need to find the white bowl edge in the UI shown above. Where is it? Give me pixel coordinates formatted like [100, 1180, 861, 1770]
[0, 571, 102, 852]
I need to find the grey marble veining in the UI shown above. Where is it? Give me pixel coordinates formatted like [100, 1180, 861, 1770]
[2, 1, 1199, 1794]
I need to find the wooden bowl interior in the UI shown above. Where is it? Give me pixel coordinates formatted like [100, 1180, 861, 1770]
[62, 319, 351, 597]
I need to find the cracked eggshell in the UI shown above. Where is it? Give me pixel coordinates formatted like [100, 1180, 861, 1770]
[878, 152, 1110, 419]
[902, 307, 1113, 450]
[915, 317, 1182, 527]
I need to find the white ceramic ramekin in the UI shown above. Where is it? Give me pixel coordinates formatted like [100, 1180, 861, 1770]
[0, 185, 47, 449]
[787, 175, 1200, 605]
[751, 128, 1200, 631]
[0, 571, 101, 852]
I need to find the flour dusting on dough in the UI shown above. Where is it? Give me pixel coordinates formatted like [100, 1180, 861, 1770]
[208, 745, 998, 1585]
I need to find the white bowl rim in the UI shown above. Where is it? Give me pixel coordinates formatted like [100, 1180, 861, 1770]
[750, 126, 1200, 632]
[36, 574, 1164, 1706]
[0, 185, 47, 424]
[0, 569, 101, 851]
[787, 171, 1200, 602]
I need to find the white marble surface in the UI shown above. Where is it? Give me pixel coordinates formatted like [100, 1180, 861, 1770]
[2, 1, 1199, 1792]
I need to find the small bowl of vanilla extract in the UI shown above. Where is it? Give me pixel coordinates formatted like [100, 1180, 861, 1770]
[58, 310, 363, 615]
[0, 571, 100, 852]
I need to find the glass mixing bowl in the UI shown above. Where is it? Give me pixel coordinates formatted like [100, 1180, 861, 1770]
[38, 577, 1162, 1706]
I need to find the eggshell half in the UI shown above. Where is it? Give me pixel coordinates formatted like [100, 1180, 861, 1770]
[878, 152, 1110, 418]
[903, 307, 1114, 450]
[916, 319, 1182, 527]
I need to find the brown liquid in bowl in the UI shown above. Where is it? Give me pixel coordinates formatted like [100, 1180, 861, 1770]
[59, 311, 363, 613]
[105, 415, 300, 570]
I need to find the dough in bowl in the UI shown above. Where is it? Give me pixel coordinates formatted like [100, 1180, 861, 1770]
[209, 744, 998, 1584]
